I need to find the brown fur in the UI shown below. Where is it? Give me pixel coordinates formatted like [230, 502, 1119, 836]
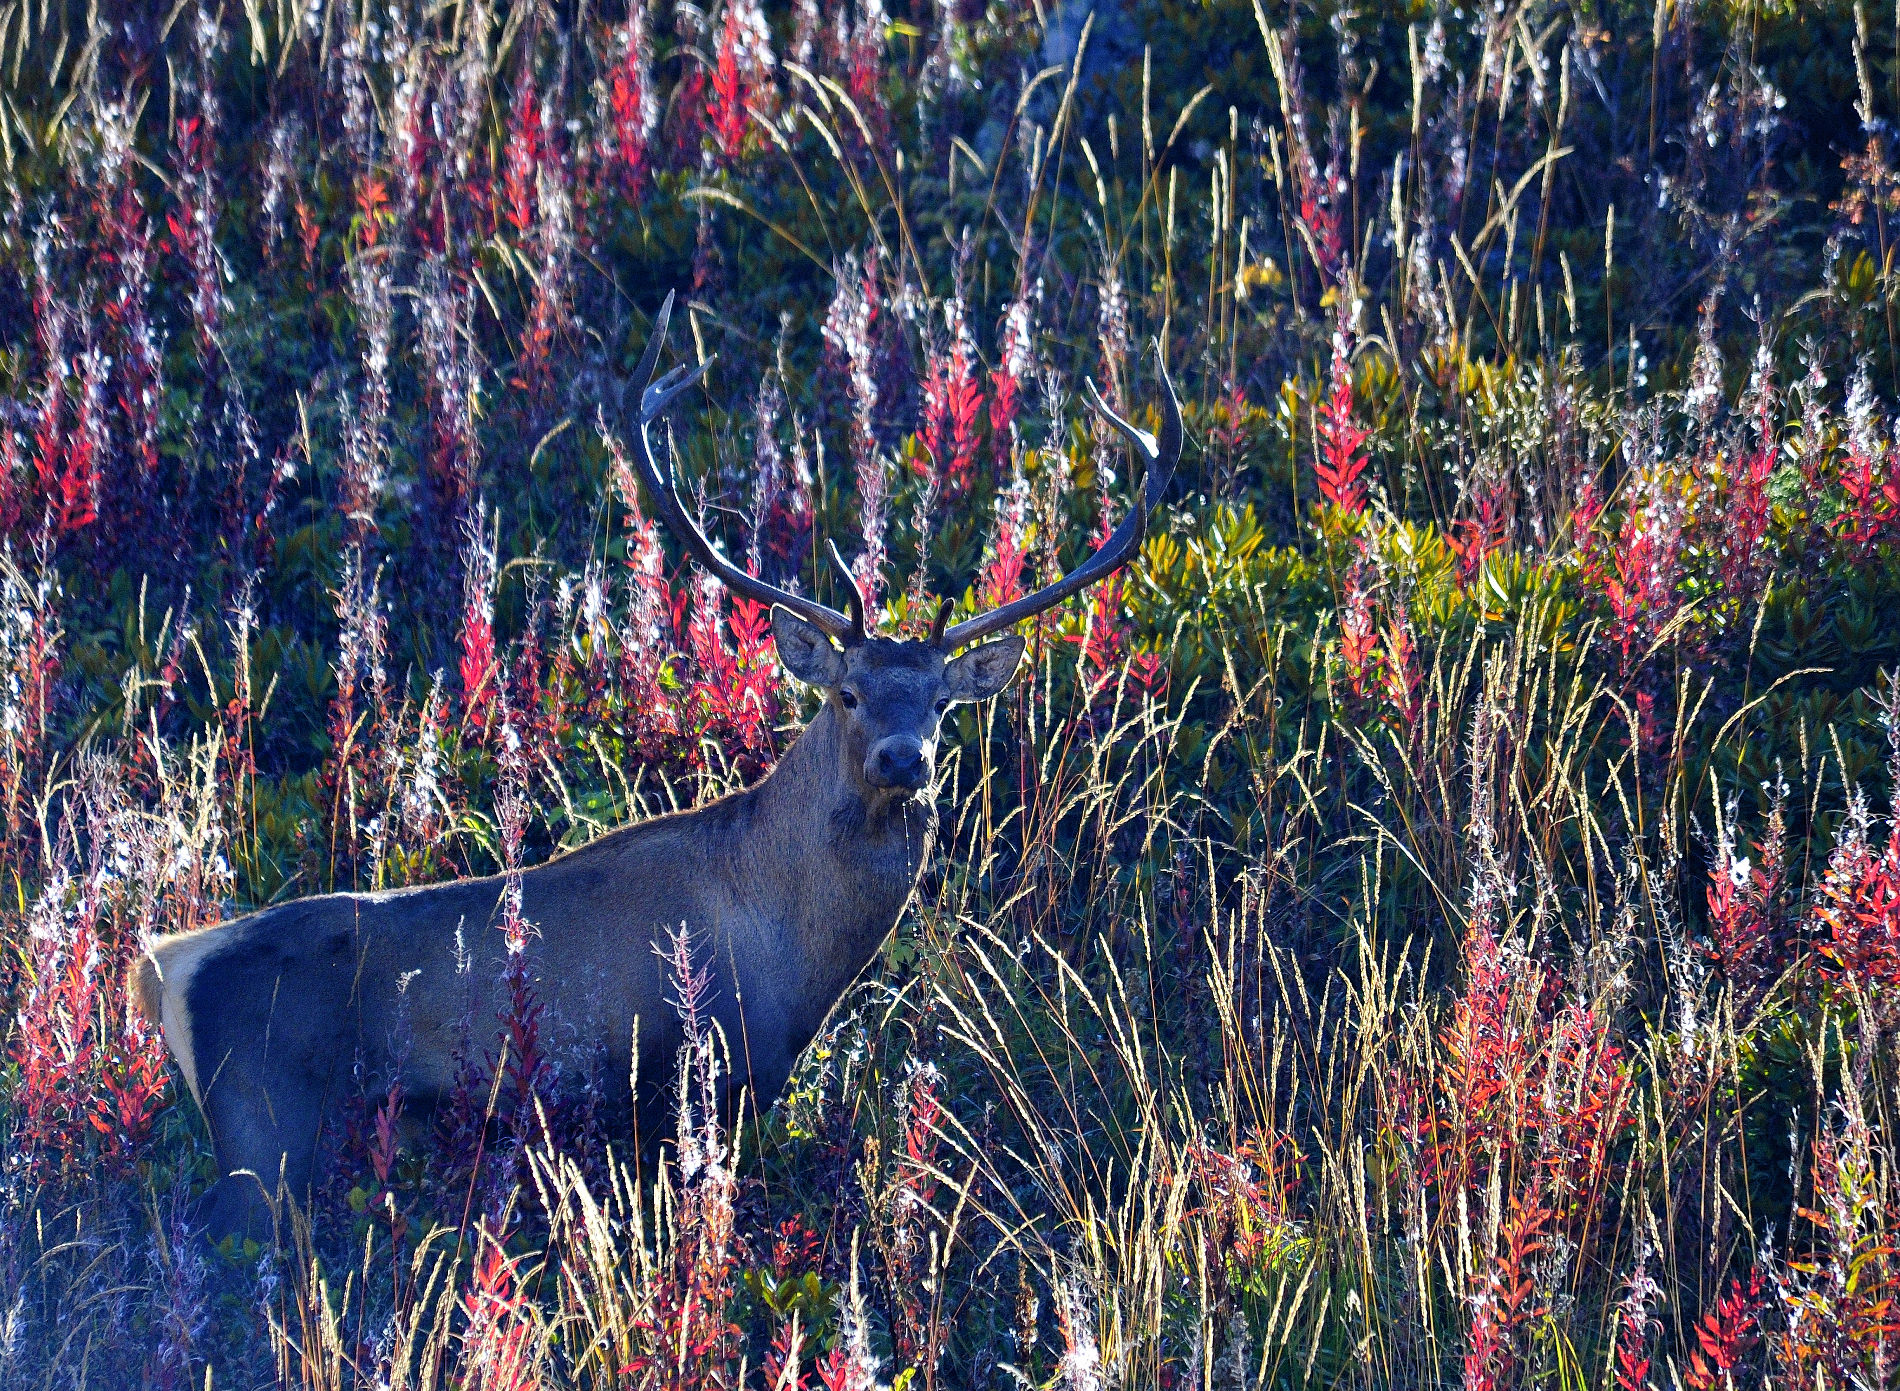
[144, 635, 1017, 1239]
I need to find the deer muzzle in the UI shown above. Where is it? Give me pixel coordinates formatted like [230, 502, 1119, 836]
[866, 738, 931, 792]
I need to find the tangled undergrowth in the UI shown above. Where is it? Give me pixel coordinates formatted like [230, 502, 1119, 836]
[3, 0, 1900, 1385]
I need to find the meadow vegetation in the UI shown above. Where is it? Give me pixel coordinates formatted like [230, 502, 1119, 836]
[2, 0, 1900, 1385]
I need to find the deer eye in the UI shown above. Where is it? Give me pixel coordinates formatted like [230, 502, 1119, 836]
[935, 698, 950, 717]
[839, 688, 859, 710]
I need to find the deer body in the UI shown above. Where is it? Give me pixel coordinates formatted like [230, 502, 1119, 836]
[136, 695, 935, 1237]
[133, 294, 1180, 1239]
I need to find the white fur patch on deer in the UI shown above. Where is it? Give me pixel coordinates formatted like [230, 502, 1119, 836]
[138, 928, 232, 1114]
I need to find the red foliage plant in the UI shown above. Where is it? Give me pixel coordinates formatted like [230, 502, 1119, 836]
[1610, 1243, 1661, 1391]
[840, 0, 890, 147]
[459, 1222, 542, 1391]
[460, 505, 500, 727]
[609, 451, 678, 737]
[1684, 1266, 1765, 1391]
[1582, 449, 1688, 758]
[1774, 1093, 1899, 1386]
[1313, 312, 1369, 515]
[1812, 768, 1900, 1004]
[10, 867, 170, 1185]
[684, 577, 782, 782]
[500, 71, 544, 240]
[1463, 1198, 1551, 1391]
[1183, 1127, 1303, 1298]
[1070, 507, 1131, 700]
[1447, 480, 1509, 585]
[979, 462, 1032, 611]
[606, 0, 659, 199]
[707, 0, 776, 166]
[758, 1218, 824, 1390]
[883, 1060, 945, 1368]
[762, 1315, 810, 1391]
[1716, 349, 1778, 608]
[990, 297, 1035, 463]
[1335, 562, 1379, 701]
[1834, 366, 1898, 556]
[495, 71, 573, 394]
[58, 346, 108, 535]
[1702, 790, 1788, 1010]
[1272, 30, 1344, 290]
[920, 297, 985, 499]
[601, 434, 792, 789]
[1400, 917, 1633, 1232]
[26, 237, 107, 537]
[353, 176, 392, 249]
[1598, 464, 1685, 679]
[1378, 614, 1423, 729]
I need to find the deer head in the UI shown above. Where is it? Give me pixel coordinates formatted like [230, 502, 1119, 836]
[771, 619, 1024, 801]
[622, 292, 1183, 802]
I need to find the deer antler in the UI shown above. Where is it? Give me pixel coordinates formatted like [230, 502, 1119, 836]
[827, 538, 869, 643]
[624, 293, 862, 644]
[940, 358, 1182, 649]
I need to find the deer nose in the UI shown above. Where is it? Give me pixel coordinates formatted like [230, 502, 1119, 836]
[868, 740, 930, 790]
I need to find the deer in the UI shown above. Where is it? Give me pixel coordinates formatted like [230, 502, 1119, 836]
[132, 293, 1182, 1239]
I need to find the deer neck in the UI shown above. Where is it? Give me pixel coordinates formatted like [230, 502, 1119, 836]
[749, 702, 933, 981]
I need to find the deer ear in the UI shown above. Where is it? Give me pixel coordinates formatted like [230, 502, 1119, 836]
[945, 635, 1026, 702]
[772, 606, 848, 687]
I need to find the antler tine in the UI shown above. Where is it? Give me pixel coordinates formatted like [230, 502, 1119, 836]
[826, 538, 869, 642]
[940, 354, 1182, 650]
[624, 293, 857, 643]
[930, 596, 951, 643]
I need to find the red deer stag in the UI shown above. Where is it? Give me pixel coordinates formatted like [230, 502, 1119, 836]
[133, 293, 1181, 1238]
